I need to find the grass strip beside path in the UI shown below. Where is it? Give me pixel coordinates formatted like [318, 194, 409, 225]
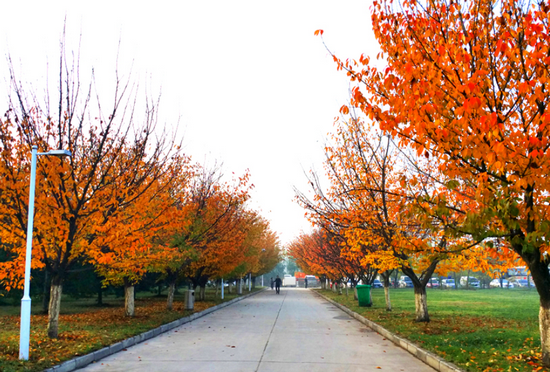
[0, 288, 263, 372]
[316, 288, 543, 372]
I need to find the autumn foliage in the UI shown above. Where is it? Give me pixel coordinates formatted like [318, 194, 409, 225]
[302, 0, 550, 366]
[0, 45, 281, 340]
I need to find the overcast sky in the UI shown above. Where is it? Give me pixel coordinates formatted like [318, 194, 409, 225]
[1, 1, 380, 246]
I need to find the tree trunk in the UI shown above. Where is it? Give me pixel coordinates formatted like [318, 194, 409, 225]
[47, 280, 63, 338]
[252, 276, 256, 289]
[540, 300, 550, 366]
[520, 246, 550, 366]
[381, 272, 392, 311]
[369, 286, 373, 305]
[42, 270, 51, 314]
[453, 272, 458, 290]
[413, 285, 429, 322]
[166, 281, 176, 310]
[97, 281, 103, 306]
[124, 278, 135, 317]
[199, 284, 206, 300]
[237, 279, 242, 295]
[384, 285, 392, 311]
[228, 281, 233, 294]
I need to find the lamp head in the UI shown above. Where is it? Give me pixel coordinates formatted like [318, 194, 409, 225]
[46, 149, 72, 157]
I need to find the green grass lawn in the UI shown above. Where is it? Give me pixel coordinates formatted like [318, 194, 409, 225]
[318, 287, 542, 372]
[0, 286, 263, 372]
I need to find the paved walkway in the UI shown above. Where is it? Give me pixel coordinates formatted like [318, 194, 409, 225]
[78, 288, 435, 372]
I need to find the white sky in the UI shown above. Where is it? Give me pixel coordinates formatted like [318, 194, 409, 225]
[1, 1, 380, 246]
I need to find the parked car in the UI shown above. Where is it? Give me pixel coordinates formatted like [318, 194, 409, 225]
[372, 279, 383, 288]
[441, 279, 456, 288]
[460, 276, 480, 288]
[399, 276, 413, 288]
[427, 278, 440, 288]
[511, 279, 530, 288]
[489, 279, 514, 288]
[305, 275, 318, 287]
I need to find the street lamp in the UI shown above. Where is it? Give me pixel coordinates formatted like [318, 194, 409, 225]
[19, 145, 72, 360]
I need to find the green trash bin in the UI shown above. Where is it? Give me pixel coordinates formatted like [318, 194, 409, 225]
[356, 284, 372, 307]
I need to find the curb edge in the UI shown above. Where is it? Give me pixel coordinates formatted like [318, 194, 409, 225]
[42, 288, 266, 372]
[313, 290, 464, 372]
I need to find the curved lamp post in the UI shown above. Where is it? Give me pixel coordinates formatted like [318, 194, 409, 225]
[19, 145, 72, 360]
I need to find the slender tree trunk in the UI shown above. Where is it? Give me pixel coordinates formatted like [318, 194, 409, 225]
[124, 278, 135, 317]
[384, 285, 392, 311]
[47, 279, 63, 338]
[42, 270, 51, 314]
[199, 284, 206, 300]
[382, 275, 392, 311]
[97, 282, 103, 306]
[453, 272, 458, 290]
[166, 281, 176, 310]
[237, 279, 242, 295]
[369, 286, 373, 305]
[413, 285, 429, 322]
[252, 276, 256, 289]
[228, 281, 233, 294]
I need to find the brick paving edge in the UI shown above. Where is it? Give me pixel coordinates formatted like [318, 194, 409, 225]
[43, 288, 267, 372]
[313, 290, 465, 372]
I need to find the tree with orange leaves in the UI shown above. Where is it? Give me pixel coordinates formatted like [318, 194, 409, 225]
[321, 0, 550, 363]
[0, 47, 184, 337]
[151, 164, 252, 304]
[90, 168, 193, 316]
[298, 117, 512, 320]
[231, 213, 281, 287]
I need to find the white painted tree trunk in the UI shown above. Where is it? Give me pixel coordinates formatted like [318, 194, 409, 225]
[166, 282, 176, 310]
[354, 287, 358, 300]
[414, 287, 429, 322]
[384, 285, 392, 311]
[228, 281, 233, 294]
[47, 283, 63, 338]
[125, 284, 135, 317]
[540, 304, 550, 366]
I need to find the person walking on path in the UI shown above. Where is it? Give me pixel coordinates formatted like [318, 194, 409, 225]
[270, 277, 274, 290]
[274, 275, 282, 294]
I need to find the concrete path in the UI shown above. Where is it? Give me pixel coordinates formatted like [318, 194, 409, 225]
[78, 288, 435, 372]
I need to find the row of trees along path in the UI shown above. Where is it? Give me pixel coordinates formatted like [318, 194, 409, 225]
[291, 0, 550, 367]
[0, 45, 281, 339]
